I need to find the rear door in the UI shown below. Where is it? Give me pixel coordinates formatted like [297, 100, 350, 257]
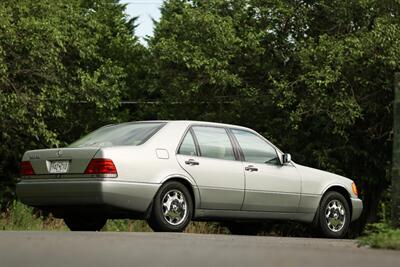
[230, 129, 301, 212]
[176, 126, 245, 210]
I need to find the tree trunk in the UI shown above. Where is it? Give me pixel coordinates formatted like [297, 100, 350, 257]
[392, 73, 400, 227]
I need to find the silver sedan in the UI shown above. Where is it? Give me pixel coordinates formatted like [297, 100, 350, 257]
[17, 120, 362, 238]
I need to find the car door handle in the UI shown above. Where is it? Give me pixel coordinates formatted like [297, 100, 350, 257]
[245, 165, 258, 172]
[185, 159, 199, 166]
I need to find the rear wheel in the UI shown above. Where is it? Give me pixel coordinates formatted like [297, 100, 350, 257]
[318, 191, 350, 238]
[147, 181, 193, 232]
[64, 216, 107, 231]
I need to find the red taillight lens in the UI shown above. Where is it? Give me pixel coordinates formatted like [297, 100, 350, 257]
[84, 159, 117, 175]
[20, 161, 35, 176]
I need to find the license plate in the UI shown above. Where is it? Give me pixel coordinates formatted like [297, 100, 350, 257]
[49, 161, 69, 174]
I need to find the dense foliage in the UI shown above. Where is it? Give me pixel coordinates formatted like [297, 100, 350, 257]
[359, 223, 400, 249]
[1, 0, 400, 233]
[0, 0, 146, 204]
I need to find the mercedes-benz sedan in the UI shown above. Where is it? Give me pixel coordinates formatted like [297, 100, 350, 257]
[17, 121, 362, 238]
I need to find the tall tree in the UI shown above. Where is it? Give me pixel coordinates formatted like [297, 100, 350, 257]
[0, 0, 145, 207]
[393, 73, 400, 227]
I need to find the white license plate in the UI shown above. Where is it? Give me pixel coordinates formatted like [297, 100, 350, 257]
[49, 161, 69, 173]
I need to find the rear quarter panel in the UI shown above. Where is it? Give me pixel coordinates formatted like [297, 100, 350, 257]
[97, 122, 197, 186]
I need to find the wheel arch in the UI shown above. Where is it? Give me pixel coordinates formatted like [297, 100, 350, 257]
[157, 175, 200, 216]
[163, 177, 196, 206]
[312, 185, 352, 226]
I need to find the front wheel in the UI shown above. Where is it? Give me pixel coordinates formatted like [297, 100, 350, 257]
[147, 181, 193, 232]
[64, 216, 107, 231]
[318, 191, 350, 238]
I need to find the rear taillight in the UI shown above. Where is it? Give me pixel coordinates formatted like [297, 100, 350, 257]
[84, 159, 117, 175]
[20, 161, 35, 176]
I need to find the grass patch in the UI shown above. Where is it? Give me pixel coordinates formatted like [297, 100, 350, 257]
[1, 201, 229, 234]
[104, 219, 152, 232]
[358, 223, 400, 250]
[0, 201, 67, 231]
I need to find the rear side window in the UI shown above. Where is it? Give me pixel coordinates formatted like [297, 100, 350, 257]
[231, 129, 279, 164]
[192, 126, 235, 161]
[178, 131, 197, 156]
[69, 122, 165, 148]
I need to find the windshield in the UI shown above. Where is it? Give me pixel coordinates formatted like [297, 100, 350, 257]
[68, 122, 166, 148]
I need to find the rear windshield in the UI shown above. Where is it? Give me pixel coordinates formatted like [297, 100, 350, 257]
[68, 122, 166, 148]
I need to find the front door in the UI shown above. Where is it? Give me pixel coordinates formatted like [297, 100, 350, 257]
[230, 129, 301, 212]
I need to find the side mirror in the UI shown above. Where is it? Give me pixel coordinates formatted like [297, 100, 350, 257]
[282, 153, 292, 164]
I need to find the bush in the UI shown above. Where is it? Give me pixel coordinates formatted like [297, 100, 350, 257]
[358, 223, 400, 250]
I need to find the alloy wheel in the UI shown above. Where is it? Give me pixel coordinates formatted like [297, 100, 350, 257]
[161, 189, 188, 226]
[325, 199, 346, 232]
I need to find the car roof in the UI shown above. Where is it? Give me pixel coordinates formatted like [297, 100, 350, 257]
[114, 120, 283, 154]
[130, 120, 254, 131]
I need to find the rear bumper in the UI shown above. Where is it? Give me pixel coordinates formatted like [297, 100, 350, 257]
[16, 179, 160, 214]
[351, 197, 363, 221]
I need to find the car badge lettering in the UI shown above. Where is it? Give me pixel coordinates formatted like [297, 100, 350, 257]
[29, 154, 40, 160]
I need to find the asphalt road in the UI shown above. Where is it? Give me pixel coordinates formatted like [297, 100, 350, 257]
[0, 232, 399, 267]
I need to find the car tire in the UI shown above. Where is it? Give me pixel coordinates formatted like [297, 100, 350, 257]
[64, 216, 107, 231]
[226, 222, 260, 235]
[318, 191, 350, 238]
[147, 181, 193, 232]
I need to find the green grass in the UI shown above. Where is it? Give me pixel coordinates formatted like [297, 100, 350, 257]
[0, 201, 67, 231]
[0, 201, 229, 234]
[358, 223, 400, 250]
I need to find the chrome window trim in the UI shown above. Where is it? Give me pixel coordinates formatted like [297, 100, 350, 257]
[176, 123, 241, 162]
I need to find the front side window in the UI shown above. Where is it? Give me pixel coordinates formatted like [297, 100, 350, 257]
[178, 131, 197, 156]
[192, 126, 235, 161]
[69, 122, 165, 148]
[231, 129, 279, 164]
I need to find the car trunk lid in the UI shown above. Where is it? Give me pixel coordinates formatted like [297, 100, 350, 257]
[23, 147, 100, 176]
